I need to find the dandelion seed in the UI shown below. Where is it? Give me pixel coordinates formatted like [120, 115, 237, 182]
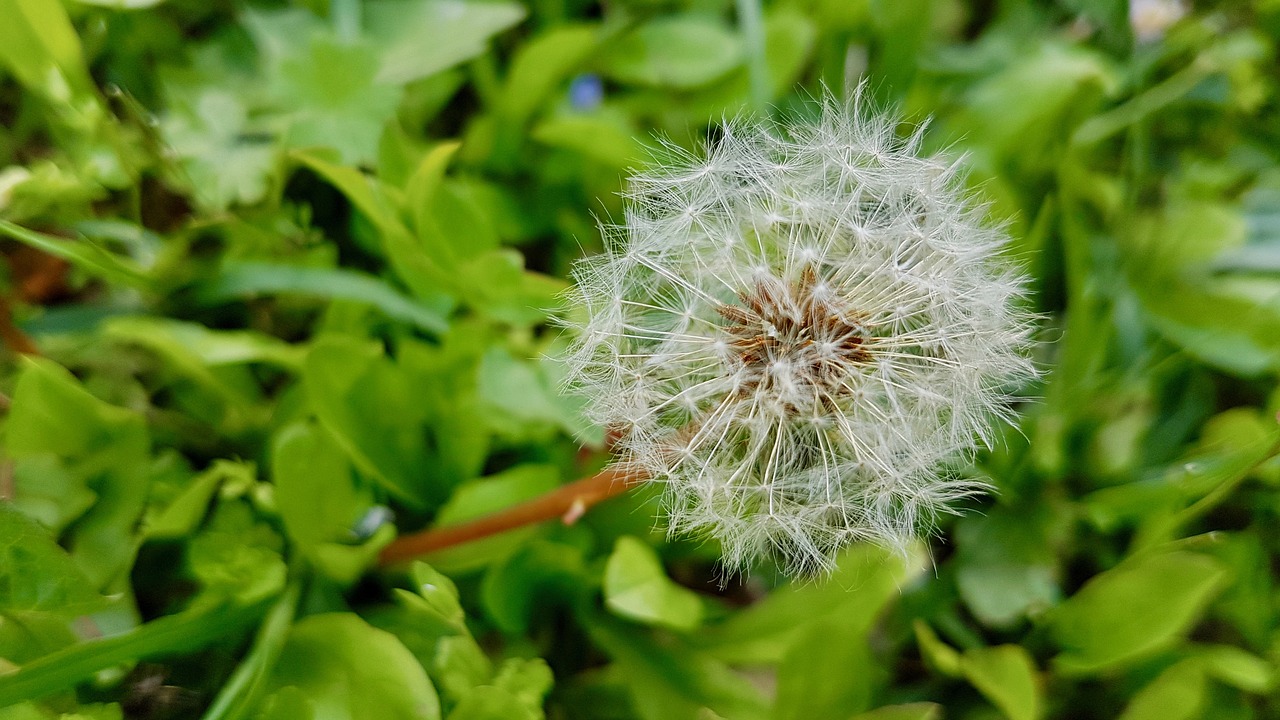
[562, 92, 1038, 574]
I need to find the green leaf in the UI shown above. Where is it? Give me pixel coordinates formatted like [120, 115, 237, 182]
[9, 456, 96, 536]
[0, 221, 152, 290]
[161, 88, 278, 210]
[104, 317, 304, 370]
[293, 147, 458, 314]
[195, 261, 448, 335]
[201, 582, 301, 720]
[145, 460, 250, 540]
[70, 0, 168, 8]
[6, 358, 150, 588]
[774, 614, 873, 719]
[367, 0, 526, 85]
[447, 658, 553, 720]
[302, 337, 434, 507]
[0, 504, 108, 617]
[499, 24, 598, 128]
[187, 501, 288, 605]
[1049, 551, 1229, 674]
[476, 347, 578, 441]
[849, 705, 942, 720]
[291, 149, 406, 238]
[1192, 645, 1276, 694]
[603, 536, 703, 632]
[405, 142, 461, 244]
[271, 421, 379, 582]
[258, 613, 441, 720]
[960, 645, 1042, 720]
[587, 616, 770, 720]
[480, 540, 588, 635]
[531, 113, 645, 169]
[954, 504, 1063, 628]
[243, 10, 401, 165]
[0, 0, 97, 108]
[600, 16, 743, 89]
[1116, 660, 1206, 720]
[0, 601, 265, 707]
[696, 545, 924, 664]
[912, 621, 962, 678]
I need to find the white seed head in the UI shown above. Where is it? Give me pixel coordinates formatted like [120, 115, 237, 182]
[562, 93, 1038, 574]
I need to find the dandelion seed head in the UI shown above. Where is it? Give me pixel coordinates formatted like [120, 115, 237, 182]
[562, 92, 1038, 575]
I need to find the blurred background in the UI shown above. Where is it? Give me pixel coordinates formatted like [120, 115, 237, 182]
[1, 0, 1279, 718]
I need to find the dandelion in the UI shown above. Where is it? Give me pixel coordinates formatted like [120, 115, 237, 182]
[562, 93, 1038, 574]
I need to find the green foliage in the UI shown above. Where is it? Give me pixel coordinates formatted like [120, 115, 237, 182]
[0, 0, 1278, 719]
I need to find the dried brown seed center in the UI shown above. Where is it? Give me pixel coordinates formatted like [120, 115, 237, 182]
[715, 267, 872, 396]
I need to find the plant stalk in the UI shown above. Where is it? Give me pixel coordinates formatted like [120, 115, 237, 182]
[378, 465, 646, 566]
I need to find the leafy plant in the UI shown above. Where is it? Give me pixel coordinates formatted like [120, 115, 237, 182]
[0, 0, 1278, 719]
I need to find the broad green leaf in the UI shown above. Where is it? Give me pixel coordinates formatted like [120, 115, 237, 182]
[531, 113, 645, 169]
[293, 148, 459, 313]
[480, 540, 588, 635]
[161, 88, 277, 210]
[101, 317, 287, 429]
[405, 142, 461, 243]
[460, 250, 566, 325]
[1116, 660, 1205, 720]
[912, 621, 961, 678]
[447, 658, 553, 720]
[601, 16, 742, 89]
[1049, 551, 1229, 674]
[291, 149, 405, 237]
[696, 545, 924, 664]
[195, 262, 448, 335]
[0, 504, 107, 617]
[952, 43, 1115, 167]
[603, 536, 703, 632]
[1137, 277, 1280, 377]
[271, 421, 381, 581]
[145, 460, 251, 540]
[6, 358, 150, 588]
[588, 617, 770, 720]
[446, 686, 536, 720]
[187, 501, 288, 605]
[367, 0, 526, 85]
[243, 10, 401, 165]
[258, 613, 441, 720]
[302, 337, 434, 506]
[9, 456, 96, 536]
[476, 347, 578, 441]
[960, 645, 1042, 720]
[955, 504, 1063, 628]
[774, 615, 873, 719]
[499, 24, 599, 128]
[1192, 645, 1275, 694]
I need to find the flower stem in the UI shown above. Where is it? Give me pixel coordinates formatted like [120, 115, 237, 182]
[377, 465, 646, 566]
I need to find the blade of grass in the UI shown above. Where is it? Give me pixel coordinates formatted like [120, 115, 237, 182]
[0, 220, 152, 291]
[194, 262, 448, 335]
[0, 600, 266, 706]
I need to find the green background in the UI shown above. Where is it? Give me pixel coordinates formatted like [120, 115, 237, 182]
[0, 0, 1278, 718]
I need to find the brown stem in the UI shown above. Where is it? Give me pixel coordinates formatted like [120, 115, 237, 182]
[378, 465, 647, 566]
